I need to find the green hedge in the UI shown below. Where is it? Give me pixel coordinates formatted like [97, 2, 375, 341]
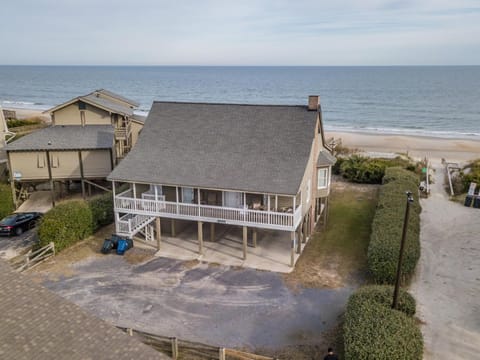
[38, 201, 93, 252]
[344, 285, 423, 360]
[337, 155, 415, 184]
[88, 192, 114, 231]
[368, 167, 421, 284]
[0, 183, 14, 219]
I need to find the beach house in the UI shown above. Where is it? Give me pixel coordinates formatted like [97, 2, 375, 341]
[5, 90, 143, 206]
[108, 96, 335, 266]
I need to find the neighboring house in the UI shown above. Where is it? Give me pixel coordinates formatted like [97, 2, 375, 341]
[46, 89, 144, 160]
[5, 90, 143, 207]
[108, 96, 335, 266]
[0, 106, 15, 179]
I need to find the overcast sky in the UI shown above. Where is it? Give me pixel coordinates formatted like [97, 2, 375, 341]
[1, 0, 479, 65]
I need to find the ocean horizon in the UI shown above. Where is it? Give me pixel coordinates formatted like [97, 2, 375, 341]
[1, 65, 479, 138]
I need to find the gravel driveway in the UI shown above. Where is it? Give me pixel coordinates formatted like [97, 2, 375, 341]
[40, 256, 352, 350]
[410, 164, 480, 360]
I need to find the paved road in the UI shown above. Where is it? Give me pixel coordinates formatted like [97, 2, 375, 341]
[410, 164, 480, 360]
[40, 256, 352, 350]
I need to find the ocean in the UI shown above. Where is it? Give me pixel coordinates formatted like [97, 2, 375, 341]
[0, 65, 479, 138]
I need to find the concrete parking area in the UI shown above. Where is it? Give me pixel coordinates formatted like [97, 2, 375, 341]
[153, 221, 302, 273]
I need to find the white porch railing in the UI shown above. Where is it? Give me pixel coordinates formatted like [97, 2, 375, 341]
[114, 194, 302, 231]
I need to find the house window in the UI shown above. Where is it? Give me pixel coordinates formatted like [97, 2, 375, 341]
[306, 179, 311, 203]
[37, 154, 45, 168]
[317, 168, 329, 189]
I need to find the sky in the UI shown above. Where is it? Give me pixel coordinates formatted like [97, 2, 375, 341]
[1, 0, 479, 65]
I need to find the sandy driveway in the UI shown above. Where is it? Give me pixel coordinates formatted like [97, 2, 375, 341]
[410, 164, 480, 360]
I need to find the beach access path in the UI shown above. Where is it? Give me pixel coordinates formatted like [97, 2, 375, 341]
[410, 164, 480, 360]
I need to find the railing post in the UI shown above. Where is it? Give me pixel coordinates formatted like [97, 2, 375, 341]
[171, 337, 178, 359]
[219, 347, 226, 360]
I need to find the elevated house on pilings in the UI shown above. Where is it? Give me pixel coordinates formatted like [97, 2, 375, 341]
[108, 96, 335, 267]
[5, 90, 143, 207]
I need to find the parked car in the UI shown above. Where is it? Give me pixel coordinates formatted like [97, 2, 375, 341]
[0, 212, 42, 236]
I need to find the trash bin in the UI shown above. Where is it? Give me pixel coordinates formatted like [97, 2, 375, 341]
[473, 196, 480, 209]
[116, 238, 133, 255]
[101, 239, 114, 254]
[464, 195, 473, 207]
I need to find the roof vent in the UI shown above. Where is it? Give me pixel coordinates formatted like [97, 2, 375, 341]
[308, 95, 319, 111]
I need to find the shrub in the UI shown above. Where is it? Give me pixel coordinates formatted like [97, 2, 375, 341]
[460, 159, 480, 193]
[88, 192, 114, 231]
[339, 155, 414, 184]
[368, 167, 421, 284]
[0, 183, 14, 219]
[38, 201, 93, 252]
[344, 285, 423, 360]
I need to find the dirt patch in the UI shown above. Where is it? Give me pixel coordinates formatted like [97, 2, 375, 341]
[124, 247, 156, 265]
[28, 224, 114, 281]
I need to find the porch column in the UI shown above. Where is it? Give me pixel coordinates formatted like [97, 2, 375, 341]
[323, 197, 329, 226]
[297, 225, 302, 254]
[155, 217, 161, 250]
[197, 221, 204, 255]
[290, 231, 295, 267]
[252, 229, 257, 248]
[242, 226, 248, 260]
[210, 223, 215, 242]
[171, 219, 176, 237]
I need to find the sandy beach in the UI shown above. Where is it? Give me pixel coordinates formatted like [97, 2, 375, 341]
[326, 131, 480, 164]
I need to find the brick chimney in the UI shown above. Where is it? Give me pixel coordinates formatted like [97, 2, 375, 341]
[308, 95, 319, 111]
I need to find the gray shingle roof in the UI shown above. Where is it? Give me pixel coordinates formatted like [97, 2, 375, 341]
[0, 260, 169, 360]
[108, 102, 318, 195]
[317, 150, 337, 166]
[6, 125, 114, 151]
[82, 94, 134, 116]
[95, 88, 140, 107]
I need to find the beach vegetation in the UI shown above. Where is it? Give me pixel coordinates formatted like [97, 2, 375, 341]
[343, 285, 423, 360]
[0, 183, 14, 219]
[38, 201, 93, 252]
[334, 155, 415, 184]
[367, 167, 421, 284]
[460, 159, 480, 193]
[6, 117, 42, 128]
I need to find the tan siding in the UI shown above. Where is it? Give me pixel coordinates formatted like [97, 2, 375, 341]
[53, 104, 81, 125]
[9, 152, 49, 180]
[50, 151, 81, 178]
[81, 150, 112, 178]
[130, 121, 143, 148]
[84, 104, 111, 125]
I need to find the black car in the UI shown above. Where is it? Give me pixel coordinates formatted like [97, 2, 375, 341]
[0, 212, 42, 236]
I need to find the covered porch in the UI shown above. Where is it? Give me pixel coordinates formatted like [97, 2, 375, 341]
[113, 182, 304, 234]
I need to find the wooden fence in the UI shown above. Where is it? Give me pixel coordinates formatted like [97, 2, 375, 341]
[118, 327, 277, 360]
[12, 242, 55, 272]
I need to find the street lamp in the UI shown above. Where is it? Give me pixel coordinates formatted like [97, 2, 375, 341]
[392, 191, 414, 310]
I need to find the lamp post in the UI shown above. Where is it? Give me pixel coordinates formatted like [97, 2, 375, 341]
[392, 191, 414, 310]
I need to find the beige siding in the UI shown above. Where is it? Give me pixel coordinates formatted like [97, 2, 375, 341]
[53, 103, 111, 126]
[53, 104, 81, 125]
[82, 150, 112, 178]
[84, 104, 111, 125]
[50, 151, 81, 178]
[9, 152, 49, 180]
[130, 121, 143, 147]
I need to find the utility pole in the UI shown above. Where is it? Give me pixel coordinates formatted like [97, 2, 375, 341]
[392, 191, 414, 310]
